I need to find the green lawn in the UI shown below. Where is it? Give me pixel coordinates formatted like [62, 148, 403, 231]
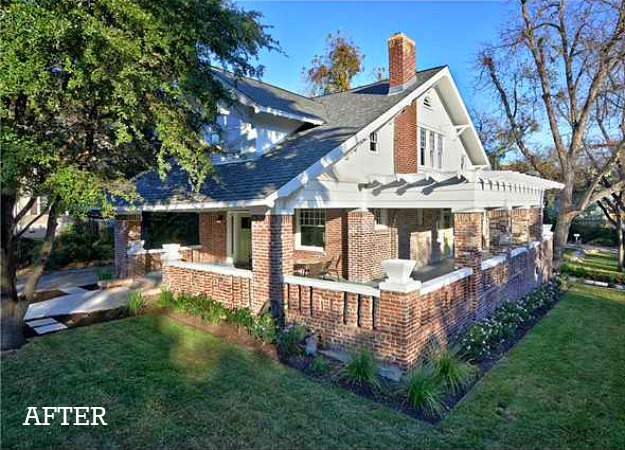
[564, 247, 620, 273]
[2, 283, 625, 449]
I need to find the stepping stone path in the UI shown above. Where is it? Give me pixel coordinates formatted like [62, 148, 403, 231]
[25, 318, 68, 335]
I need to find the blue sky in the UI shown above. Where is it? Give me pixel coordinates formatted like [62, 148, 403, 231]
[235, 1, 513, 111]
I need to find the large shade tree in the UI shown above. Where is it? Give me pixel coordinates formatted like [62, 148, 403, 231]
[476, 0, 625, 267]
[1, 0, 275, 349]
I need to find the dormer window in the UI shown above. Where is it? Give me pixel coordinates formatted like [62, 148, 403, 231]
[423, 95, 432, 108]
[369, 132, 378, 152]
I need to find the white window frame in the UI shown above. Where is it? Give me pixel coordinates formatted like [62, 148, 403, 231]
[428, 130, 436, 168]
[295, 209, 326, 252]
[419, 127, 427, 167]
[436, 134, 443, 169]
[372, 209, 389, 230]
[369, 132, 378, 153]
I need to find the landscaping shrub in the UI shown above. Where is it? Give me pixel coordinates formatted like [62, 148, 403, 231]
[340, 347, 381, 390]
[278, 324, 308, 356]
[226, 307, 255, 330]
[97, 267, 114, 281]
[560, 263, 624, 284]
[405, 366, 445, 417]
[126, 290, 144, 316]
[569, 222, 617, 246]
[157, 289, 174, 309]
[430, 348, 474, 394]
[310, 355, 330, 374]
[249, 313, 277, 344]
[47, 221, 113, 269]
[459, 280, 563, 362]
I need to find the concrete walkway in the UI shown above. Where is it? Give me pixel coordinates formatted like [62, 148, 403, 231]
[24, 287, 129, 321]
[17, 266, 102, 293]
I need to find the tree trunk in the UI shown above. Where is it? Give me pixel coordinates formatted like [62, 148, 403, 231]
[553, 183, 575, 269]
[23, 204, 58, 302]
[618, 213, 624, 272]
[1, 194, 27, 350]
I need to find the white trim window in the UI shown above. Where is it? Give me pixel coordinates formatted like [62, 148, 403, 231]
[429, 130, 436, 167]
[373, 209, 389, 229]
[419, 127, 427, 167]
[296, 209, 326, 251]
[369, 132, 378, 152]
[436, 134, 443, 169]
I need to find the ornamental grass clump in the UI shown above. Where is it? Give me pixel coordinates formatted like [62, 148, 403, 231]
[430, 347, 474, 394]
[126, 290, 144, 316]
[340, 347, 381, 390]
[405, 365, 445, 417]
[278, 324, 308, 356]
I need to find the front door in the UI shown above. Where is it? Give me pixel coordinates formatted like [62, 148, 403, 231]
[228, 213, 252, 268]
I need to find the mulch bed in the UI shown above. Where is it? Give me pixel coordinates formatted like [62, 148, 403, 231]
[281, 292, 564, 423]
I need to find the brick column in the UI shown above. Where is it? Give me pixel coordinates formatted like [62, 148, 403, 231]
[488, 208, 512, 255]
[114, 213, 142, 278]
[378, 283, 421, 368]
[347, 209, 376, 283]
[511, 207, 531, 246]
[251, 213, 293, 317]
[528, 207, 543, 242]
[453, 211, 483, 268]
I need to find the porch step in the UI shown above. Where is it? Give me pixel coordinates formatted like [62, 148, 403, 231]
[26, 318, 68, 335]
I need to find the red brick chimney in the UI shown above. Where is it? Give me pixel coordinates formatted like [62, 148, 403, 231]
[388, 33, 416, 94]
[389, 33, 418, 173]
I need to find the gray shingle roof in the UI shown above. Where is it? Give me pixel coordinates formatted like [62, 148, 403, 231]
[212, 69, 327, 123]
[125, 66, 445, 208]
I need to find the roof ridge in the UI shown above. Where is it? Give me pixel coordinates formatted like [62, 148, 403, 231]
[211, 66, 321, 105]
[312, 65, 449, 99]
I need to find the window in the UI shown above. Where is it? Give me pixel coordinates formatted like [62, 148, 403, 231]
[419, 127, 427, 166]
[373, 209, 389, 229]
[443, 210, 452, 228]
[436, 134, 443, 169]
[369, 132, 378, 152]
[429, 130, 435, 167]
[297, 209, 326, 250]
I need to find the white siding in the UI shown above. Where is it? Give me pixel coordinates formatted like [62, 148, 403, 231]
[418, 88, 473, 172]
[326, 120, 395, 181]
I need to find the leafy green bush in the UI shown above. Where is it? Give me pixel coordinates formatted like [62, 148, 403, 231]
[560, 263, 624, 284]
[430, 348, 474, 394]
[569, 222, 617, 247]
[157, 289, 174, 308]
[310, 355, 330, 374]
[126, 290, 144, 316]
[340, 347, 380, 390]
[278, 324, 308, 356]
[226, 307, 255, 329]
[249, 313, 277, 343]
[97, 267, 114, 281]
[405, 366, 445, 416]
[459, 280, 563, 361]
[46, 221, 113, 269]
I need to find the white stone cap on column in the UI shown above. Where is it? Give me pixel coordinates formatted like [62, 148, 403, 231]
[380, 259, 421, 293]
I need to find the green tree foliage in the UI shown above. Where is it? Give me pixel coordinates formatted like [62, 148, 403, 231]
[0, 0, 275, 349]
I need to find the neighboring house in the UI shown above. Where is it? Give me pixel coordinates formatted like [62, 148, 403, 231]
[15, 196, 73, 240]
[115, 33, 563, 369]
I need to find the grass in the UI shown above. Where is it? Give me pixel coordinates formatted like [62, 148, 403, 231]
[2, 283, 625, 449]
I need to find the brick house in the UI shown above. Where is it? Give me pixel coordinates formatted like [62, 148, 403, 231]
[114, 33, 563, 369]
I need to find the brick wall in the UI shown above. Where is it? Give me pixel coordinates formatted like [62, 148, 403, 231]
[453, 211, 483, 267]
[114, 214, 141, 278]
[511, 208, 531, 246]
[529, 207, 543, 242]
[163, 264, 252, 310]
[393, 101, 418, 173]
[293, 209, 348, 278]
[488, 208, 511, 254]
[252, 214, 293, 315]
[197, 212, 227, 263]
[285, 234, 555, 370]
